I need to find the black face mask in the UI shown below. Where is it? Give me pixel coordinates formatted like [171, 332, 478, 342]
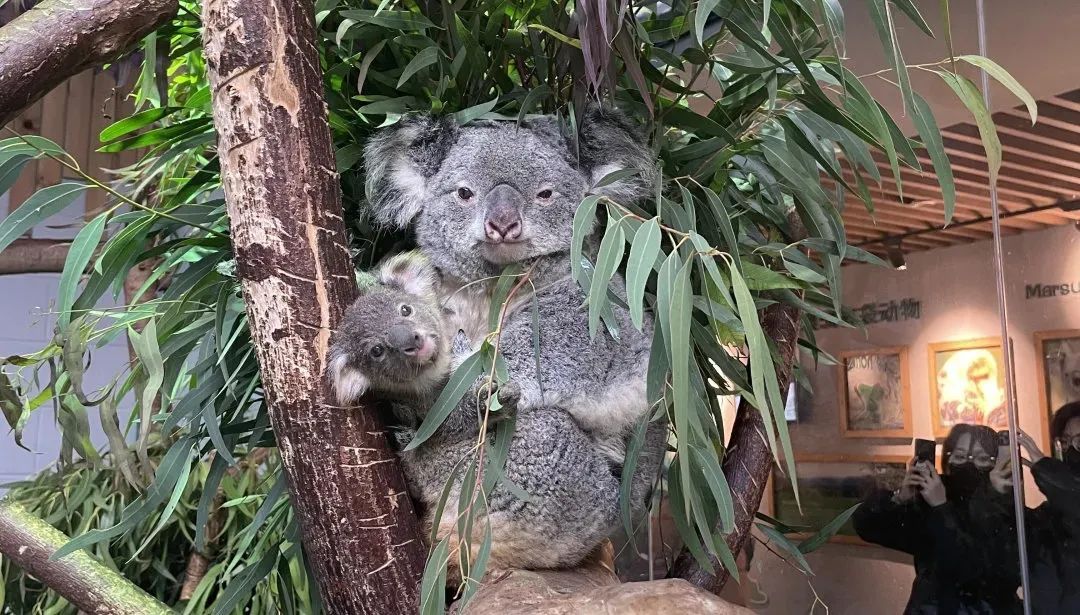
[1063, 448, 1080, 472]
[944, 464, 990, 500]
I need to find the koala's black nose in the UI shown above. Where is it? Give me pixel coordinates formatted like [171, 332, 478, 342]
[388, 324, 423, 354]
[484, 184, 523, 242]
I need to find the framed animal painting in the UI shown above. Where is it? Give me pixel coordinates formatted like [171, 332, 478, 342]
[1035, 330, 1080, 446]
[838, 347, 912, 438]
[928, 337, 1007, 437]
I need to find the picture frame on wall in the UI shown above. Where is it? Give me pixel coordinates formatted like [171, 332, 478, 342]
[928, 337, 1008, 437]
[768, 453, 908, 545]
[1035, 329, 1080, 446]
[838, 347, 912, 438]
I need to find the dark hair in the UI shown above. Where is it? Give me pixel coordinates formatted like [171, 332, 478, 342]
[1050, 401, 1080, 440]
[941, 423, 997, 475]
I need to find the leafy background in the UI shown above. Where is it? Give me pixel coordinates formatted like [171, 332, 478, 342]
[0, 0, 1031, 613]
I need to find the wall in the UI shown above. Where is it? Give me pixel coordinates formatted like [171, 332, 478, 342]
[751, 224, 1079, 613]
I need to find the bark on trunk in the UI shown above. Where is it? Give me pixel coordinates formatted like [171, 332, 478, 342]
[671, 300, 801, 593]
[0, 238, 69, 275]
[0, 499, 172, 614]
[0, 0, 178, 127]
[201, 1, 427, 613]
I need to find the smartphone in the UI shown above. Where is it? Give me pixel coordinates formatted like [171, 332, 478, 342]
[914, 438, 936, 468]
[997, 430, 1011, 448]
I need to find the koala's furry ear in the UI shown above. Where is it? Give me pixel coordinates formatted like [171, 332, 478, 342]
[328, 351, 369, 404]
[576, 106, 657, 204]
[376, 250, 440, 298]
[364, 115, 458, 228]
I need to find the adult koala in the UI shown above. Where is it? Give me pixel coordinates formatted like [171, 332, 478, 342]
[364, 107, 667, 558]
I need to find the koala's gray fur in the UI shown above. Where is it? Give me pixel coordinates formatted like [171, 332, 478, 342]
[364, 106, 667, 526]
[328, 251, 622, 574]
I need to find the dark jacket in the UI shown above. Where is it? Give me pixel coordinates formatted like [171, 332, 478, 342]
[853, 488, 1022, 614]
[1026, 458, 1080, 615]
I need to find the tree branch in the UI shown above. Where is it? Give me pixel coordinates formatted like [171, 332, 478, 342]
[202, 0, 427, 612]
[0, 499, 172, 614]
[0, 238, 70, 275]
[0, 0, 178, 127]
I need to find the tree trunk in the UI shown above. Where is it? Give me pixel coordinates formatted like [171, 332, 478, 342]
[201, 1, 427, 613]
[0, 499, 172, 615]
[671, 300, 802, 593]
[0, 238, 69, 275]
[0, 0, 178, 127]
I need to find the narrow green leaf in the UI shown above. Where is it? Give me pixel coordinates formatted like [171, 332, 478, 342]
[669, 259, 694, 519]
[397, 46, 440, 88]
[798, 503, 862, 553]
[356, 39, 388, 95]
[937, 71, 1001, 188]
[517, 84, 551, 124]
[695, 0, 724, 46]
[57, 213, 108, 329]
[487, 263, 523, 332]
[958, 55, 1037, 123]
[0, 183, 89, 255]
[742, 262, 801, 291]
[339, 9, 438, 30]
[757, 523, 812, 574]
[453, 98, 499, 125]
[691, 446, 735, 533]
[588, 223, 625, 338]
[911, 93, 956, 223]
[0, 155, 32, 196]
[99, 107, 179, 143]
[405, 350, 485, 450]
[626, 218, 661, 330]
[419, 537, 451, 615]
[570, 195, 602, 284]
[701, 187, 740, 272]
[527, 24, 581, 48]
[890, 0, 934, 36]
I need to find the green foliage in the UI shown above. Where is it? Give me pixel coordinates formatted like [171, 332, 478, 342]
[0, 0, 1029, 612]
[0, 450, 315, 615]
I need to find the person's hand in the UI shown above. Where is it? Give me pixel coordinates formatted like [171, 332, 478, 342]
[894, 458, 922, 503]
[1017, 430, 1045, 465]
[990, 457, 1014, 494]
[914, 464, 947, 507]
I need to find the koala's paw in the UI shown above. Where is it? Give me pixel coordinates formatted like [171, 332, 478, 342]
[389, 427, 416, 450]
[496, 380, 521, 410]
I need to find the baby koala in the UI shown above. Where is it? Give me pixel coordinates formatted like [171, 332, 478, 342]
[328, 250, 514, 435]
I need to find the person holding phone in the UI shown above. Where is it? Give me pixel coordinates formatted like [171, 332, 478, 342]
[1013, 402, 1080, 613]
[852, 424, 1021, 614]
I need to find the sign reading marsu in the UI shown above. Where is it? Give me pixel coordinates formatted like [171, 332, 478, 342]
[1025, 280, 1080, 299]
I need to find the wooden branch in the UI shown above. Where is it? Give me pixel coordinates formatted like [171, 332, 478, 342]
[0, 238, 70, 275]
[0, 499, 172, 614]
[202, 0, 427, 612]
[0, 0, 178, 127]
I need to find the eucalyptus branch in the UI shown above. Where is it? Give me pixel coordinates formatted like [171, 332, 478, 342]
[4, 127, 227, 238]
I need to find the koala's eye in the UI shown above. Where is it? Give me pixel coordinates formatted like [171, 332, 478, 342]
[457, 187, 474, 201]
[400, 304, 413, 317]
[537, 189, 553, 199]
[370, 345, 385, 358]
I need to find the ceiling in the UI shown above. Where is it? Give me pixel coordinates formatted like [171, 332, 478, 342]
[835, 0, 1080, 257]
[837, 88, 1080, 256]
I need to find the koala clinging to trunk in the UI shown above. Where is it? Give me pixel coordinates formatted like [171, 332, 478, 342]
[364, 108, 668, 501]
[328, 251, 622, 575]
